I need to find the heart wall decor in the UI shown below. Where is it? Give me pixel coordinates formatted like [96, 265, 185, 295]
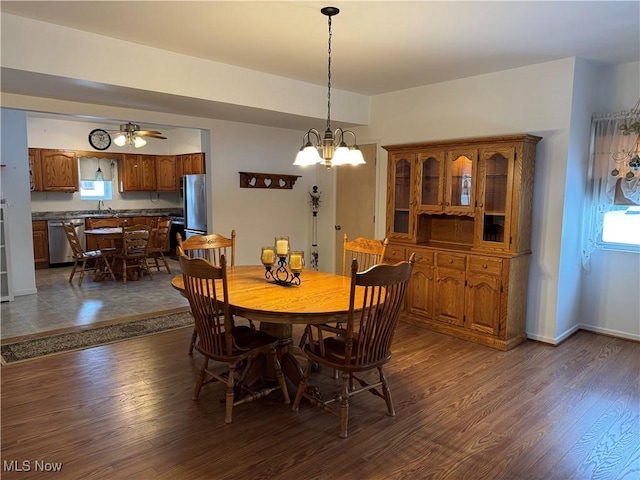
[238, 172, 301, 190]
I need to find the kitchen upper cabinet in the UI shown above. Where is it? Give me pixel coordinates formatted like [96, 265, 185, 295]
[119, 154, 157, 192]
[155, 155, 178, 192]
[177, 152, 205, 177]
[29, 149, 78, 192]
[383, 134, 541, 350]
[28, 149, 43, 192]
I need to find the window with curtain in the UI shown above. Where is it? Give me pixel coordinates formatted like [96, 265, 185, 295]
[582, 99, 640, 268]
[79, 156, 115, 201]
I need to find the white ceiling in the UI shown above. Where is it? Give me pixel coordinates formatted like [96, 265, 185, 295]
[1, 1, 639, 126]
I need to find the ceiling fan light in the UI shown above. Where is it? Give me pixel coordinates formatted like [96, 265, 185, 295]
[134, 136, 147, 148]
[113, 134, 126, 147]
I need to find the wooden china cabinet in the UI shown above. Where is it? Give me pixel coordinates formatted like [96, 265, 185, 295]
[383, 134, 541, 350]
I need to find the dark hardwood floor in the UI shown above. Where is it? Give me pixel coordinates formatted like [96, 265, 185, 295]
[1, 322, 638, 479]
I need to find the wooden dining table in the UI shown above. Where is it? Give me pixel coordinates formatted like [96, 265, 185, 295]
[171, 265, 365, 385]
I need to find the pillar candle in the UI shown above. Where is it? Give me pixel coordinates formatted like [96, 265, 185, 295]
[289, 253, 302, 270]
[261, 248, 275, 265]
[276, 239, 289, 255]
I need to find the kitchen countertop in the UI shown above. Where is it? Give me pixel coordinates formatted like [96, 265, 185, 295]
[32, 209, 183, 222]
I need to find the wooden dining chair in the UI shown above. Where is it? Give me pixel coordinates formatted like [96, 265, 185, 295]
[176, 230, 236, 267]
[86, 217, 125, 252]
[179, 254, 290, 423]
[114, 224, 153, 284]
[62, 222, 115, 285]
[298, 234, 390, 351]
[341, 234, 389, 276]
[176, 230, 245, 353]
[146, 218, 172, 274]
[293, 253, 416, 438]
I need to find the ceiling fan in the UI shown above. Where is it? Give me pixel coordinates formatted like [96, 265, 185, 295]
[109, 122, 167, 148]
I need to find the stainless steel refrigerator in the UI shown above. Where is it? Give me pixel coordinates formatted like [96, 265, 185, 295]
[183, 174, 207, 238]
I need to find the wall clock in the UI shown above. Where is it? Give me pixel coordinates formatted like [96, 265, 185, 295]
[88, 128, 111, 151]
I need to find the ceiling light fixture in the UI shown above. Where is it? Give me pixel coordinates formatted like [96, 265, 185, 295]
[109, 122, 166, 149]
[113, 132, 147, 149]
[294, 7, 365, 169]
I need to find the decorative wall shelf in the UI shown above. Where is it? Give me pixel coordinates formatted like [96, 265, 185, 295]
[239, 172, 301, 190]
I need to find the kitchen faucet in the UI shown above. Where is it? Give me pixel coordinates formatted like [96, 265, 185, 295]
[98, 200, 104, 212]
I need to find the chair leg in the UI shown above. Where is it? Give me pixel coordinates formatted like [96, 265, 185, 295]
[103, 256, 116, 281]
[141, 258, 153, 280]
[159, 252, 171, 274]
[188, 326, 198, 354]
[122, 258, 127, 284]
[292, 360, 313, 411]
[379, 367, 395, 416]
[339, 371, 350, 438]
[269, 347, 290, 404]
[68, 260, 79, 283]
[78, 259, 87, 286]
[192, 356, 208, 400]
[225, 364, 237, 424]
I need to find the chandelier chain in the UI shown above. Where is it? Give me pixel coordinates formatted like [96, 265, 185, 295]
[326, 15, 332, 132]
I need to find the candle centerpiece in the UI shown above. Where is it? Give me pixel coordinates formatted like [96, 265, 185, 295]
[261, 237, 304, 286]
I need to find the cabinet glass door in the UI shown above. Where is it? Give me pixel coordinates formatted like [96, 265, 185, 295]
[477, 148, 514, 249]
[418, 152, 444, 212]
[387, 153, 415, 239]
[445, 150, 476, 214]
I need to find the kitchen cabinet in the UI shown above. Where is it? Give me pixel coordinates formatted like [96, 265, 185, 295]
[29, 149, 78, 192]
[119, 154, 157, 192]
[156, 156, 178, 191]
[177, 153, 205, 177]
[28, 148, 44, 191]
[32, 220, 49, 269]
[383, 134, 541, 350]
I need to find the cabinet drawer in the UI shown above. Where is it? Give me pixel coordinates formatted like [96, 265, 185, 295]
[468, 256, 503, 275]
[410, 249, 434, 266]
[385, 245, 406, 263]
[436, 252, 466, 270]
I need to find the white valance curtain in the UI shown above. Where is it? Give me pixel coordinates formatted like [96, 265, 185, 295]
[581, 104, 640, 269]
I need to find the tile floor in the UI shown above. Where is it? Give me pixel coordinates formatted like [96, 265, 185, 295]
[1, 257, 188, 340]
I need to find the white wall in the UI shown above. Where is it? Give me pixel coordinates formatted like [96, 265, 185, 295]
[0, 109, 37, 296]
[1, 13, 369, 127]
[553, 58, 601, 342]
[580, 62, 640, 341]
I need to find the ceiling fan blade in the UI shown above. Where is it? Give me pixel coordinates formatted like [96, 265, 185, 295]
[141, 134, 167, 140]
[137, 130, 163, 135]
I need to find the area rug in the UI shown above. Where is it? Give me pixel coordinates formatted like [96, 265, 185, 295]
[1, 309, 193, 364]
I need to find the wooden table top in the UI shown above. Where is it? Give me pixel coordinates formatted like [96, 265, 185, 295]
[171, 265, 362, 325]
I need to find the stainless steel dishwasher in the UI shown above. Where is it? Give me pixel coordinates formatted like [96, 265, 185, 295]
[47, 219, 85, 265]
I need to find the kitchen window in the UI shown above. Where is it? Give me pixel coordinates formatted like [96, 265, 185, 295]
[79, 180, 113, 200]
[79, 157, 116, 201]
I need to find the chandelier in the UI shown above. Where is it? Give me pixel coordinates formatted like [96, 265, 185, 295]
[294, 7, 365, 169]
[612, 97, 640, 181]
